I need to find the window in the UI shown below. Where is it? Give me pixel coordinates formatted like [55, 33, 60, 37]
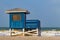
[13, 14, 21, 21]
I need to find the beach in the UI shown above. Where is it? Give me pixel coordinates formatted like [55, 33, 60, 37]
[0, 28, 60, 40]
[0, 36, 60, 40]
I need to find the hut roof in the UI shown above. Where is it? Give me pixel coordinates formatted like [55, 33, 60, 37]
[5, 8, 29, 14]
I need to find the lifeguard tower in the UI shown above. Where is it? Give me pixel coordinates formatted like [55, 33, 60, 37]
[6, 8, 40, 36]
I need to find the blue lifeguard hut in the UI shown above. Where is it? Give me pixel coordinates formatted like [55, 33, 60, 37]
[6, 8, 29, 28]
[6, 8, 40, 36]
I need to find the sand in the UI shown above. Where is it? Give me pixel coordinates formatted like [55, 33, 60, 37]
[0, 36, 60, 40]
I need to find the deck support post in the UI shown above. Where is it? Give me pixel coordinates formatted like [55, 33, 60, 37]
[36, 28, 38, 36]
[23, 28, 25, 36]
[9, 28, 12, 36]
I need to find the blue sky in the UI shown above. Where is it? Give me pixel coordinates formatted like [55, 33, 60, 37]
[0, 0, 60, 27]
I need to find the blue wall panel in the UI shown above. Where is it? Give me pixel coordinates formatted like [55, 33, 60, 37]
[9, 12, 25, 28]
[26, 20, 40, 29]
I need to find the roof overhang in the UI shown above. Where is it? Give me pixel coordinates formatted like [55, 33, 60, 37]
[5, 8, 30, 14]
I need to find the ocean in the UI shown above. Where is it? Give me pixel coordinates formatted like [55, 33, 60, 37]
[0, 27, 9, 30]
[0, 27, 60, 31]
[41, 27, 60, 31]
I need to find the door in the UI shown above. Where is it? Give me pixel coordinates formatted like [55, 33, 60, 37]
[10, 14, 24, 28]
